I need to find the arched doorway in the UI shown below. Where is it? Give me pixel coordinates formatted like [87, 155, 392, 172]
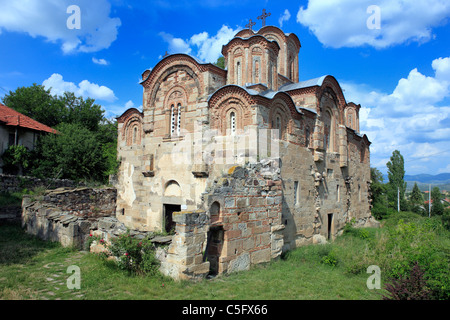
[163, 181, 182, 233]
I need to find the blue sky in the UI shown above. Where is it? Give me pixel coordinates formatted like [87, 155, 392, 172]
[0, 0, 449, 176]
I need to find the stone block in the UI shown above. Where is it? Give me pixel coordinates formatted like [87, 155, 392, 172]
[228, 252, 250, 273]
[250, 248, 271, 265]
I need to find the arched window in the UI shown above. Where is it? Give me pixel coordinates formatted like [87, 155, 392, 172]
[210, 201, 221, 224]
[236, 61, 241, 86]
[254, 59, 260, 83]
[170, 104, 182, 137]
[268, 62, 273, 89]
[177, 103, 181, 136]
[276, 116, 281, 139]
[305, 127, 310, 148]
[271, 112, 284, 140]
[133, 127, 137, 144]
[170, 104, 176, 136]
[230, 112, 236, 135]
[361, 143, 366, 163]
[323, 109, 334, 152]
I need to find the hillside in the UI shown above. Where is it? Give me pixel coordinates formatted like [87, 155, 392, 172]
[383, 173, 450, 191]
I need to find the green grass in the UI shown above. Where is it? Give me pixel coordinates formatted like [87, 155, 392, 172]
[0, 222, 381, 300]
[1, 212, 448, 300]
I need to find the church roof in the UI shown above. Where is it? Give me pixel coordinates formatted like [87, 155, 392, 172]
[278, 76, 327, 92]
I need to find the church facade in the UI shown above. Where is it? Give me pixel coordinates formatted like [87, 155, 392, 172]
[115, 24, 374, 278]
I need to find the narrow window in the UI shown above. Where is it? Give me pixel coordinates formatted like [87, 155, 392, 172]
[305, 127, 310, 148]
[236, 61, 241, 86]
[268, 62, 273, 89]
[133, 127, 137, 144]
[177, 103, 181, 136]
[230, 112, 236, 135]
[276, 115, 282, 139]
[170, 104, 176, 136]
[294, 181, 299, 206]
[337, 185, 340, 202]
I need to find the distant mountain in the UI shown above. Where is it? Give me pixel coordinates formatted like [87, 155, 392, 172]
[404, 173, 450, 184]
[382, 173, 450, 191]
[382, 173, 450, 183]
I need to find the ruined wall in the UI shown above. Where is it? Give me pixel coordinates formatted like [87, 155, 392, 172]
[22, 188, 117, 249]
[158, 159, 284, 280]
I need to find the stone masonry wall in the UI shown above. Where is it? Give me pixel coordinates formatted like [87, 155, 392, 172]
[22, 188, 117, 249]
[158, 159, 284, 280]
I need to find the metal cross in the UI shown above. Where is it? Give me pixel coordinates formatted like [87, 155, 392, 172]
[245, 19, 256, 31]
[163, 51, 169, 58]
[258, 9, 271, 27]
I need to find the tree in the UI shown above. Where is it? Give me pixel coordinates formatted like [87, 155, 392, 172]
[370, 167, 388, 219]
[2, 84, 118, 183]
[386, 150, 407, 211]
[61, 92, 104, 132]
[2, 84, 66, 128]
[409, 183, 425, 215]
[31, 123, 107, 182]
[431, 186, 444, 216]
[214, 56, 226, 69]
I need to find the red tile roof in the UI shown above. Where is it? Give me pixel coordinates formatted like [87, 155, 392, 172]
[0, 103, 57, 134]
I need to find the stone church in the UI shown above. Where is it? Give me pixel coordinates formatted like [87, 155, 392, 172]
[115, 22, 374, 279]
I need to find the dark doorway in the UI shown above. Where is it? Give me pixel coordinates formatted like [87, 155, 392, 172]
[327, 213, 333, 240]
[204, 226, 224, 276]
[164, 204, 181, 233]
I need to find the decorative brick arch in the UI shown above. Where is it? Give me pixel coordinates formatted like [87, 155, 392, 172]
[141, 54, 210, 109]
[269, 103, 290, 140]
[345, 102, 361, 133]
[271, 92, 299, 120]
[208, 86, 255, 135]
[117, 108, 144, 146]
[318, 76, 347, 124]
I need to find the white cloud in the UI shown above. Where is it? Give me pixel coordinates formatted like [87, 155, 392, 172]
[160, 25, 242, 63]
[159, 32, 192, 56]
[0, 0, 121, 53]
[43, 73, 117, 102]
[124, 100, 134, 109]
[92, 58, 109, 65]
[279, 9, 291, 28]
[341, 56, 450, 174]
[297, 0, 450, 48]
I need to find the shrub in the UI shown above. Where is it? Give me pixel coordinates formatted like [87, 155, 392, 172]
[1, 145, 32, 175]
[442, 208, 450, 231]
[320, 248, 338, 267]
[383, 262, 431, 300]
[107, 231, 160, 276]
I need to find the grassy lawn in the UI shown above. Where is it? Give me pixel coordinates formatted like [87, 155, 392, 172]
[0, 222, 381, 300]
[1, 211, 448, 301]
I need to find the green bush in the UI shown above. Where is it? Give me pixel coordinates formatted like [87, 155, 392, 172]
[321, 250, 338, 267]
[334, 212, 450, 299]
[107, 231, 160, 276]
[442, 208, 450, 231]
[1, 145, 32, 175]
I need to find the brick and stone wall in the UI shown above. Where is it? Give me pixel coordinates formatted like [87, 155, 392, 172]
[157, 159, 285, 280]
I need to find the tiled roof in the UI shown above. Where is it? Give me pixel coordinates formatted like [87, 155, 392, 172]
[0, 103, 57, 134]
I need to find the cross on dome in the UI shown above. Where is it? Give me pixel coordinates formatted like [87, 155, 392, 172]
[245, 19, 256, 31]
[257, 9, 271, 27]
